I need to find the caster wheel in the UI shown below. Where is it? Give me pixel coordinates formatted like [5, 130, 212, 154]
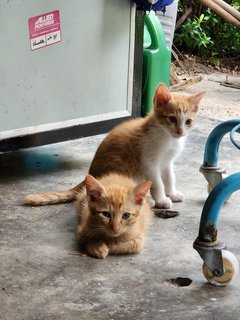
[202, 250, 239, 286]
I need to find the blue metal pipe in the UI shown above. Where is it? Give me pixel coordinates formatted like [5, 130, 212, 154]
[203, 119, 240, 167]
[230, 123, 240, 150]
[198, 172, 240, 242]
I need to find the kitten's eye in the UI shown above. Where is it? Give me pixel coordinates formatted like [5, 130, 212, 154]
[122, 212, 130, 220]
[169, 116, 177, 124]
[185, 119, 192, 125]
[101, 211, 111, 218]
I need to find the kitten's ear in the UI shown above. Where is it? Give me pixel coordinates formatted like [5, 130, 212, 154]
[133, 181, 152, 205]
[153, 83, 172, 108]
[189, 91, 206, 113]
[85, 175, 106, 202]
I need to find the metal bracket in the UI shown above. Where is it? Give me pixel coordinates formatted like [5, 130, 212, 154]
[200, 165, 226, 190]
[193, 239, 227, 277]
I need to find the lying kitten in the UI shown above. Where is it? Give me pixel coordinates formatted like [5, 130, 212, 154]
[76, 173, 152, 258]
[25, 83, 205, 209]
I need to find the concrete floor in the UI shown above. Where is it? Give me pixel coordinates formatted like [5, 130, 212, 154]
[1, 73, 240, 320]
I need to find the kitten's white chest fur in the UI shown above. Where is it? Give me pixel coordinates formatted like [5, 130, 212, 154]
[139, 124, 185, 209]
[141, 125, 185, 167]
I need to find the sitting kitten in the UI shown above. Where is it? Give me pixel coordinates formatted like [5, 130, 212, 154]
[76, 174, 152, 258]
[25, 83, 205, 209]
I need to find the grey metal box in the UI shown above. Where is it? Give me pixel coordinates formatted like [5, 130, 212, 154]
[0, 0, 142, 151]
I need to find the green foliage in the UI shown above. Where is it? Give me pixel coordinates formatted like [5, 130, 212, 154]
[174, 0, 240, 59]
[175, 13, 213, 54]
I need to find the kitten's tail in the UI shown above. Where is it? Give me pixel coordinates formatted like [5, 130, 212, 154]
[24, 180, 85, 206]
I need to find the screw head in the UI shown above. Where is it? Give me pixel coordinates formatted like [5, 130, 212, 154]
[213, 269, 221, 276]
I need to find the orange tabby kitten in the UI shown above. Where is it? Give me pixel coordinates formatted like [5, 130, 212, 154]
[76, 174, 152, 258]
[25, 83, 205, 209]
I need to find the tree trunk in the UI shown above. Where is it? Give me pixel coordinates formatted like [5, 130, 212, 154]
[175, 6, 193, 30]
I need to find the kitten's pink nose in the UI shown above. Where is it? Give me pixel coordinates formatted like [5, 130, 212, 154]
[112, 224, 120, 233]
[177, 127, 185, 136]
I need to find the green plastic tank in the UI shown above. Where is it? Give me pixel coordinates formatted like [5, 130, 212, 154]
[141, 11, 171, 116]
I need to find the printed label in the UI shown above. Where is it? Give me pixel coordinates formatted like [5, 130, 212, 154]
[28, 10, 61, 51]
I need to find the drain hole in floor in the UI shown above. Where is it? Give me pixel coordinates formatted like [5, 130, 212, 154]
[165, 277, 192, 287]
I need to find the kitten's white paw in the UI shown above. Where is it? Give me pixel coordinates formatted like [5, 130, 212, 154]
[155, 196, 172, 209]
[168, 191, 184, 202]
